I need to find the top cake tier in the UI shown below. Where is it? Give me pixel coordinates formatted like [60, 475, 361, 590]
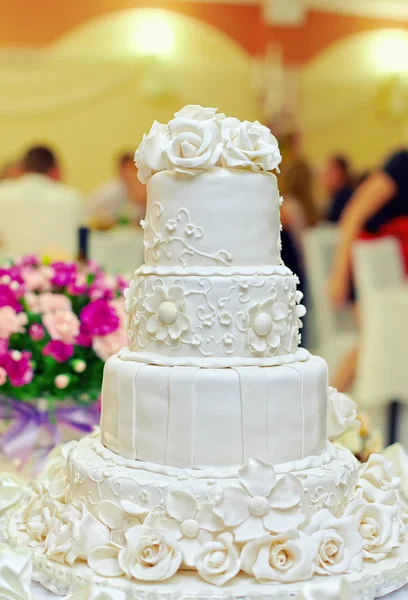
[135, 104, 283, 268]
[143, 168, 281, 267]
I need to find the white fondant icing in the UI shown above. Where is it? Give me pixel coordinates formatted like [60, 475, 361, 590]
[101, 355, 328, 467]
[143, 169, 281, 267]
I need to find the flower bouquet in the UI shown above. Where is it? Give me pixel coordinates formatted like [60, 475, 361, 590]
[0, 256, 128, 468]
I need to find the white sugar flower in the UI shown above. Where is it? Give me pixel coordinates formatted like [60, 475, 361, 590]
[220, 118, 281, 173]
[0, 473, 28, 517]
[173, 105, 225, 122]
[247, 299, 288, 355]
[344, 497, 400, 561]
[195, 533, 240, 586]
[298, 578, 352, 600]
[304, 509, 363, 574]
[166, 110, 223, 176]
[46, 501, 110, 565]
[214, 457, 304, 542]
[155, 490, 223, 566]
[357, 453, 400, 503]
[145, 285, 190, 345]
[118, 525, 182, 581]
[327, 387, 360, 440]
[241, 530, 315, 583]
[135, 121, 170, 184]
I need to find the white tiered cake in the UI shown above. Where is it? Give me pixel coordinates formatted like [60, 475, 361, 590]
[2, 106, 408, 598]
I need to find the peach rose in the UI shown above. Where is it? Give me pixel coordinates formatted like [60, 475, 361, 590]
[43, 310, 80, 345]
[0, 306, 28, 339]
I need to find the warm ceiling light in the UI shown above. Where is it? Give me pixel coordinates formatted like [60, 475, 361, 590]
[370, 32, 408, 75]
[134, 14, 175, 56]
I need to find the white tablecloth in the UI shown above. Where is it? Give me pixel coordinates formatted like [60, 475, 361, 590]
[30, 582, 408, 599]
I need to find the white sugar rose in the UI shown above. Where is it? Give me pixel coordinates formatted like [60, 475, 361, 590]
[304, 509, 363, 574]
[357, 453, 400, 503]
[195, 533, 240, 586]
[166, 111, 223, 176]
[221, 117, 281, 172]
[118, 525, 182, 581]
[46, 501, 110, 565]
[135, 121, 170, 183]
[344, 497, 400, 561]
[327, 387, 360, 440]
[241, 530, 315, 583]
[174, 105, 225, 121]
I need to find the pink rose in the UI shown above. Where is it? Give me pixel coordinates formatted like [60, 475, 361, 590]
[38, 293, 72, 313]
[43, 310, 80, 345]
[25, 292, 40, 313]
[22, 267, 51, 292]
[93, 328, 128, 361]
[110, 297, 126, 324]
[0, 306, 28, 339]
[0, 367, 7, 386]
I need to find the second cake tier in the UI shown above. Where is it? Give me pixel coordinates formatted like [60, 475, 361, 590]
[125, 266, 305, 365]
[101, 354, 328, 468]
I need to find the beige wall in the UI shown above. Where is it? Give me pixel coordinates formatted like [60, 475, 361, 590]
[0, 9, 260, 193]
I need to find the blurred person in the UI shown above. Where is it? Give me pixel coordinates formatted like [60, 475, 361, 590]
[0, 159, 23, 181]
[86, 152, 146, 229]
[0, 145, 83, 259]
[279, 132, 320, 227]
[328, 148, 408, 391]
[325, 154, 354, 223]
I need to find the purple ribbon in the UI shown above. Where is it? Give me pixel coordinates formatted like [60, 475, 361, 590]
[0, 397, 100, 470]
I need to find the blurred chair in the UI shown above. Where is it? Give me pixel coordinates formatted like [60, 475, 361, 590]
[89, 228, 144, 275]
[353, 237, 408, 444]
[303, 224, 357, 373]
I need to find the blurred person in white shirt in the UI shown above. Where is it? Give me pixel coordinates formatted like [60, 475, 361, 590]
[0, 146, 83, 259]
[86, 152, 146, 229]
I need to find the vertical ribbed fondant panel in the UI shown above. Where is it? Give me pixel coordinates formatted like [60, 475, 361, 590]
[101, 356, 119, 454]
[166, 366, 200, 467]
[117, 361, 145, 459]
[233, 367, 268, 463]
[135, 366, 170, 464]
[266, 366, 302, 462]
[193, 369, 242, 467]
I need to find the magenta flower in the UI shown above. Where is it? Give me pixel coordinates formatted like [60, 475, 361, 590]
[18, 255, 39, 268]
[76, 324, 93, 347]
[0, 350, 33, 387]
[29, 324, 45, 342]
[80, 299, 120, 336]
[0, 338, 8, 354]
[0, 284, 22, 312]
[50, 262, 77, 288]
[116, 275, 129, 294]
[43, 340, 74, 363]
[67, 279, 88, 296]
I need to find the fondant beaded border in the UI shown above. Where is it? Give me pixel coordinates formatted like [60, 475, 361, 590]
[118, 346, 310, 368]
[85, 435, 349, 479]
[135, 265, 295, 277]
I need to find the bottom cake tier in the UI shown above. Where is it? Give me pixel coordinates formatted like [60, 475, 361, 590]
[3, 434, 406, 592]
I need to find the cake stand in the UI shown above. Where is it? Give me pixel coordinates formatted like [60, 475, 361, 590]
[26, 538, 408, 600]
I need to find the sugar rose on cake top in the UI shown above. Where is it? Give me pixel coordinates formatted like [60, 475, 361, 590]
[135, 105, 282, 183]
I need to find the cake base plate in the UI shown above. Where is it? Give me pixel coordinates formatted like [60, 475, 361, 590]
[29, 538, 408, 600]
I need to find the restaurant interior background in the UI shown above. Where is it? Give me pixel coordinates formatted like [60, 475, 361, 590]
[1, 0, 408, 474]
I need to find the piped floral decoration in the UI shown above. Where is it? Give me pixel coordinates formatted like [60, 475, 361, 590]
[246, 299, 288, 355]
[144, 284, 190, 346]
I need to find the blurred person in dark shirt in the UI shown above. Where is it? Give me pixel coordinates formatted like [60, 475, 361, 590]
[328, 148, 408, 390]
[325, 154, 354, 223]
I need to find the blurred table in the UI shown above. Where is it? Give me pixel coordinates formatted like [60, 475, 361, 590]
[89, 226, 144, 275]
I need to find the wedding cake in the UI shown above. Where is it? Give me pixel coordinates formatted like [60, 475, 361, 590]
[2, 106, 408, 597]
